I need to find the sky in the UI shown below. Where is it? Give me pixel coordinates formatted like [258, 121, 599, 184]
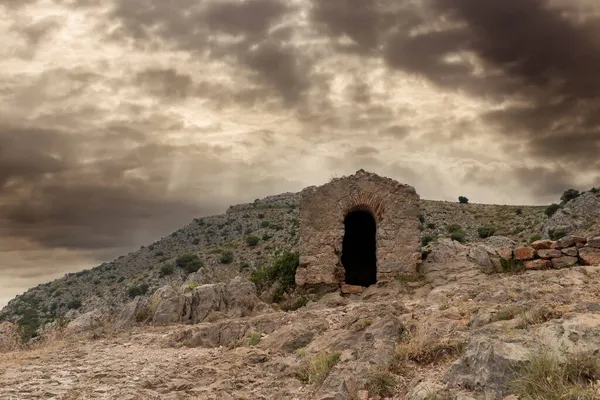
[1, 0, 600, 308]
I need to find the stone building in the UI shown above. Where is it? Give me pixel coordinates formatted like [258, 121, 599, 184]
[295, 170, 422, 291]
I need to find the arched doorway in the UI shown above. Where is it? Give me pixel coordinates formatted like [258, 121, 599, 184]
[341, 209, 377, 287]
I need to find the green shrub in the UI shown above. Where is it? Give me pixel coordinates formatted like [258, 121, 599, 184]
[427, 223, 436, 229]
[500, 258, 525, 274]
[17, 307, 41, 342]
[262, 233, 272, 241]
[418, 214, 425, 223]
[458, 196, 469, 204]
[591, 187, 599, 194]
[478, 226, 496, 239]
[159, 263, 174, 277]
[447, 224, 463, 233]
[67, 299, 82, 310]
[421, 235, 435, 246]
[548, 228, 569, 241]
[260, 220, 270, 228]
[220, 250, 234, 264]
[545, 203, 561, 217]
[176, 253, 204, 273]
[127, 283, 149, 298]
[250, 251, 299, 295]
[530, 234, 542, 243]
[450, 231, 466, 243]
[246, 235, 260, 247]
[560, 189, 581, 204]
[515, 208, 523, 215]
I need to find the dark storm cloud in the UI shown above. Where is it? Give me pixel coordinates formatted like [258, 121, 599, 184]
[111, 0, 308, 105]
[312, 0, 600, 184]
[0, 124, 217, 251]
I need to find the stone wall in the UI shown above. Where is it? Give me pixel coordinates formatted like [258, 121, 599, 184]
[501, 236, 600, 270]
[295, 169, 421, 289]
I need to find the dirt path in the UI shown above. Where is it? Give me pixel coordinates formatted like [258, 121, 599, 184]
[0, 327, 307, 400]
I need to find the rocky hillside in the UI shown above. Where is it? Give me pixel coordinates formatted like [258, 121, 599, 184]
[2, 187, 599, 344]
[1, 238, 600, 399]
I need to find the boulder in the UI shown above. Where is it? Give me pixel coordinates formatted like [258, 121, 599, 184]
[150, 285, 186, 325]
[537, 249, 562, 259]
[514, 246, 536, 261]
[556, 236, 587, 249]
[524, 259, 552, 270]
[551, 256, 579, 269]
[530, 240, 554, 250]
[65, 309, 104, 338]
[115, 297, 150, 330]
[341, 284, 364, 294]
[224, 277, 261, 318]
[579, 247, 600, 266]
[561, 247, 578, 257]
[467, 245, 498, 275]
[587, 237, 600, 248]
[444, 336, 529, 398]
[497, 248, 513, 261]
[0, 322, 20, 352]
[182, 283, 225, 324]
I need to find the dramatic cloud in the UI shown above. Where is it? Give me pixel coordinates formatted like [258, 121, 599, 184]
[1, 0, 599, 306]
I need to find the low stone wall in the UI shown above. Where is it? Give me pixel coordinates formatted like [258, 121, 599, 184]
[501, 236, 600, 270]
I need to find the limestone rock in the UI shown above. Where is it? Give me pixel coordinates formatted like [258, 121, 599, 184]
[65, 309, 104, 338]
[530, 240, 554, 250]
[182, 283, 225, 324]
[341, 284, 364, 294]
[552, 256, 579, 269]
[587, 237, 600, 248]
[537, 249, 562, 259]
[579, 247, 600, 266]
[467, 245, 497, 275]
[150, 285, 186, 325]
[444, 336, 529, 398]
[561, 247, 578, 257]
[115, 297, 150, 330]
[224, 277, 261, 318]
[514, 246, 536, 261]
[0, 322, 20, 352]
[524, 259, 552, 270]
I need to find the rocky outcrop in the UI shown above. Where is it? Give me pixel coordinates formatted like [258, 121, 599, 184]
[0, 322, 20, 352]
[64, 309, 105, 339]
[542, 191, 600, 239]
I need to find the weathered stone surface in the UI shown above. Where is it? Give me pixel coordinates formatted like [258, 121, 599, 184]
[297, 170, 421, 287]
[561, 247, 578, 257]
[405, 381, 445, 400]
[530, 240, 554, 250]
[588, 237, 600, 248]
[514, 246, 536, 261]
[556, 236, 587, 249]
[65, 309, 104, 338]
[467, 245, 497, 274]
[537, 249, 562, 259]
[552, 256, 579, 269]
[444, 336, 529, 398]
[115, 297, 150, 330]
[524, 259, 552, 270]
[0, 322, 20, 352]
[579, 247, 600, 266]
[497, 248, 513, 261]
[150, 285, 186, 325]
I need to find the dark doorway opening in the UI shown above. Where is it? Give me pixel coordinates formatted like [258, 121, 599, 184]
[341, 209, 377, 287]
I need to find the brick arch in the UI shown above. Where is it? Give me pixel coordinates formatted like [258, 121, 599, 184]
[337, 191, 385, 223]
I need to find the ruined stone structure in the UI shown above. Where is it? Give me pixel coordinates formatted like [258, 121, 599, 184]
[295, 170, 422, 290]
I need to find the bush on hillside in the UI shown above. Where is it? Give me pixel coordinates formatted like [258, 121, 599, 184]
[478, 226, 496, 239]
[246, 235, 260, 247]
[250, 251, 299, 295]
[67, 299, 82, 310]
[421, 235, 435, 246]
[545, 203, 561, 217]
[458, 196, 469, 204]
[560, 189, 581, 204]
[127, 283, 149, 299]
[176, 253, 204, 273]
[159, 263, 174, 277]
[220, 250, 234, 264]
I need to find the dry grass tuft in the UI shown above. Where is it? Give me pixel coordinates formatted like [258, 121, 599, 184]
[511, 349, 600, 400]
[297, 350, 341, 386]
